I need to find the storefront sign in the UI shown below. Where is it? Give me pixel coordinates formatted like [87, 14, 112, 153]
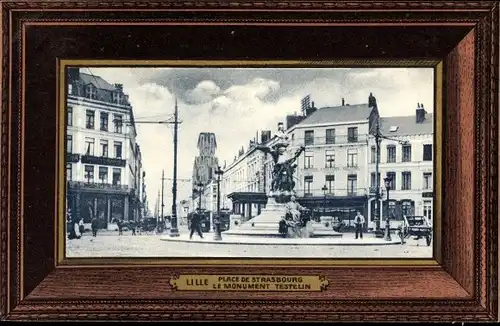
[422, 192, 433, 198]
[170, 274, 329, 292]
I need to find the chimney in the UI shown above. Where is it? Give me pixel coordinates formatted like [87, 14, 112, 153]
[342, 98, 345, 106]
[416, 103, 426, 123]
[68, 67, 80, 83]
[311, 101, 316, 109]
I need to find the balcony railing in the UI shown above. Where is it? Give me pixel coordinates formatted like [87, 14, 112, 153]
[66, 153, 80, 163]
[288, 135, 368, 147]
[293, 188, 369, 198]
[81, 155, 126, 167]
[68, 180, 129, 192]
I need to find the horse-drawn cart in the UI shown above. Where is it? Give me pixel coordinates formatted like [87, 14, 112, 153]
[397, 215, 433, 246]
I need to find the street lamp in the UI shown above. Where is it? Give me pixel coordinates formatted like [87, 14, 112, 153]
[214, 166, 224, 241]
[383, 175, 392, 241]
[321, 185, 328, 220]
[196, 182, 204, 210]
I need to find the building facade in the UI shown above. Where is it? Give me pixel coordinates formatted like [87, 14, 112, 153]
[282, 98, 378, 225]
[221, 135, 270, 221]
[367, 104, 434, 230]
[65, 68, 144, 229]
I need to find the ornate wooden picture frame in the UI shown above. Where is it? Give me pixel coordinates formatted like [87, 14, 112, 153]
[1, 1, 498, 322]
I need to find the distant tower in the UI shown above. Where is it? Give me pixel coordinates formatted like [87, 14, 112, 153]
[192, 132, 219, 190]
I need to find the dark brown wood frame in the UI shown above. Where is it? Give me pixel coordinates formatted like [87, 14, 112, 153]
[1, 0, 498, 322]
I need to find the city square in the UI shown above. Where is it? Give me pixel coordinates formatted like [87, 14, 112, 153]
[64, 66, 435, 259]
[66, 227, 432, 258]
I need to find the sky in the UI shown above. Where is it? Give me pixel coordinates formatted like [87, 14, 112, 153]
[80, 67, 434, 214]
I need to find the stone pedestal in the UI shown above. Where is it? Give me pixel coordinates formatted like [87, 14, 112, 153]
[223, 197, 342, 238]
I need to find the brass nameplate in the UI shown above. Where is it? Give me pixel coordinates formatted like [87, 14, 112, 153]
[170, 274, 329, 292]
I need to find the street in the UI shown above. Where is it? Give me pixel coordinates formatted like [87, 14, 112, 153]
[66, 229, 433, 259]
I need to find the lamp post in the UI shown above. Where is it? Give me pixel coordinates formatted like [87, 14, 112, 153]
[196, 182, 204, 210]
[214, 166, 224, 241]
[383, 175, 392, 241]
[321, 185, 328, 220]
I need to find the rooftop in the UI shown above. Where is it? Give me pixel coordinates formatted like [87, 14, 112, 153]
[297, 103, 373, 126]
[378, 113, 433, 136]
[79, 73, 119, 91]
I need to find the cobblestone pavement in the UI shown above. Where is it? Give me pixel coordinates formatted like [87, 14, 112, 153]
[66, 229, 433, 258]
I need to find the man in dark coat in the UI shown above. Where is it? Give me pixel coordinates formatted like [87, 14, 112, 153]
[189, 211, 204, 240]
[91, 217, 99, 237]
[129, 220, 137, 235]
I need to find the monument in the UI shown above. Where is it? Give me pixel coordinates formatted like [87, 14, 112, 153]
[224, 122, 342, 238]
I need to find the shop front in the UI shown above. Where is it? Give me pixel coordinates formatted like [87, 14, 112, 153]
[297, 195, 368, 229]
[67, 181, 138, 229]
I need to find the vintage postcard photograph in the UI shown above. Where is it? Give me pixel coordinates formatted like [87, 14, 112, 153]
[63, 65, 435, 259]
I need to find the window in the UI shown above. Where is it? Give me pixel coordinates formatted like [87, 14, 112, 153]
[386, 172, 396, 190]
[114, 141, 122, 159]
[99, 167, 108, 183]
[325, 150, 335, 168]
[370, 172, 381, 189]
[67, 135, 73, 153]
[66, 163, 72, 181]
[304, 130, 314, 146]
[84, 137, 95, 156]
[423, 200, 433, 222]
[112, 92, 121, 104]
[85, 84, 97, 99]
[100, 112, 109, 131]
[325, 128, 335, 144]
[423, 144, 433, 161]
[370, 146, 376, 163]
[402, 172, 412, 190]
[67, 106, 73, 126]
[86, 110, 95, 129]
[113, 114, 123, 133]
[387, 145, 396, 163]
[402, 145, 412, 162]
[101, 140, 109, 157]
[325, 175, 334, 193]
[347, 174, 357, 195]
[84, 165, 94, 183]
[112, 168, 121, 186]
[68, 84, 73, 95]
[304, 176, 313, 196]
[347, 148, 358, 167]
[423, 172, 433, 190]
[347, 127, 358, 142]
[304, 151, 313, 169]
[401, 201, 413, 217]
[388, 201, 396, 218]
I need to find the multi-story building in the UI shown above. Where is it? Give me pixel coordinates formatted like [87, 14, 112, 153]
[283, 97, 379, 225]
[65, 68, 144, 229]
[221, 133, 271, 221]
[367, 103, 434, 230]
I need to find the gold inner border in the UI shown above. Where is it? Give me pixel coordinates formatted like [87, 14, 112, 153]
[56, 59, 442, 267]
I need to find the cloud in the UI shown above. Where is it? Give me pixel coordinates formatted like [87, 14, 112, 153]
[184, 80, 221, 105]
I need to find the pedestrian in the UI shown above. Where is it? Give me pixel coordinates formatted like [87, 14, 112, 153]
[129, 220, 137, 235]
[278, 216, 288, 237]
[354, 210, 365, 239]
[189, 211, 204, 240]
[74, 219, 81, 239]
[78, 218, 85, 235]
[91, 216, 98, 237]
